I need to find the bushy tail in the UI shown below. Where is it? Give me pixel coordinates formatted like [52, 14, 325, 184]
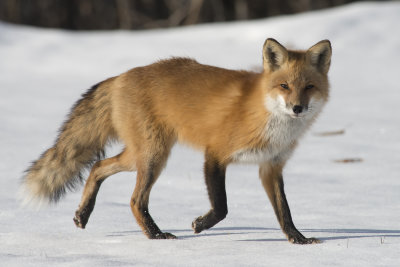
[22, 79, 116, 204]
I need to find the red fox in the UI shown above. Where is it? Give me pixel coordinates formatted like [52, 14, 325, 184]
[23, 38, 332, 244]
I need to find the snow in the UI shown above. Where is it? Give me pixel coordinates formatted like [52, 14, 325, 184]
[1, 1, 400, 266]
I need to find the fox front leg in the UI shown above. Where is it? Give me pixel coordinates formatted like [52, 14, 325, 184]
[192, 152, 228, 233]
[259, 162, 320, 244]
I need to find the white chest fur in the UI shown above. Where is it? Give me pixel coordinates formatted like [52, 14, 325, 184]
[231, 95, 324, 164]
[232, 115, 309, 164]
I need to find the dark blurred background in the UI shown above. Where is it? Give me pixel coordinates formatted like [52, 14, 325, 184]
[0, 0, 371, 30]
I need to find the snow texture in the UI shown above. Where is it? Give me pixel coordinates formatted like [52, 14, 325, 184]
[1, 2, 399, 266]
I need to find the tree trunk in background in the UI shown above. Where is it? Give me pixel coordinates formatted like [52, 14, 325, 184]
[0, 0, 369, 30]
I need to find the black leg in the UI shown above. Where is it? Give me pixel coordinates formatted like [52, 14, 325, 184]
[260, 163, 320, 244]
[192, 152, 227, 234]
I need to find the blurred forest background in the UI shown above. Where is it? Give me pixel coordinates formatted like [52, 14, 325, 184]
[0, 0, 377, 30]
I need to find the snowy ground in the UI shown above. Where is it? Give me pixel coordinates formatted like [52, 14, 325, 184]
[1, 1, 399, 266]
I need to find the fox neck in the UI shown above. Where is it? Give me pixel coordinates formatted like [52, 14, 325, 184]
[265, 111, 309, 157]
[231, 91, 321, 164]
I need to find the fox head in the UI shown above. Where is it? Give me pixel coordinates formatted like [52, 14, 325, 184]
[262, 38, 332, 119]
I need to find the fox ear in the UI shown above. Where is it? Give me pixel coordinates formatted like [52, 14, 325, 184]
[307, 40, 332, 74]
[263, 38, 288, 72]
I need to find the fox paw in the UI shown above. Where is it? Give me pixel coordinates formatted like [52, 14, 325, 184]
[289, 236, 321, 244]
[152, 232, 177, 239]
[73, 210, 89, 229]
[191, 216, 205, 234]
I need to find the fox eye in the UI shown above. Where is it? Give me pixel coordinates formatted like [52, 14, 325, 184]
[280, 84, 289, 90]
[305, 84, 314, 90]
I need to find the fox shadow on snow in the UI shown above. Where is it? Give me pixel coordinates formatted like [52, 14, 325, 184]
[231, 227, 400, 242]
[107, 227, 400, 242]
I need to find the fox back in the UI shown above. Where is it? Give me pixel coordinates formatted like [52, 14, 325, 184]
[112, 39, 331, 164]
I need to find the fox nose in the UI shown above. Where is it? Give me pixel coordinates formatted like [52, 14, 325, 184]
[293, 105, 303, 114]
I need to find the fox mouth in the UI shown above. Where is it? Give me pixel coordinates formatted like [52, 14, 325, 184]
[288, 105, 309, 119]
[289, 113, 305, 119]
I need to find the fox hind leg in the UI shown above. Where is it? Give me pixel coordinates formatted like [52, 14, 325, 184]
[130, 155, 176, 239]
[192, 152, 227, 234]
[129, 130, 176, 239]
[74, 150, 136, 229]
